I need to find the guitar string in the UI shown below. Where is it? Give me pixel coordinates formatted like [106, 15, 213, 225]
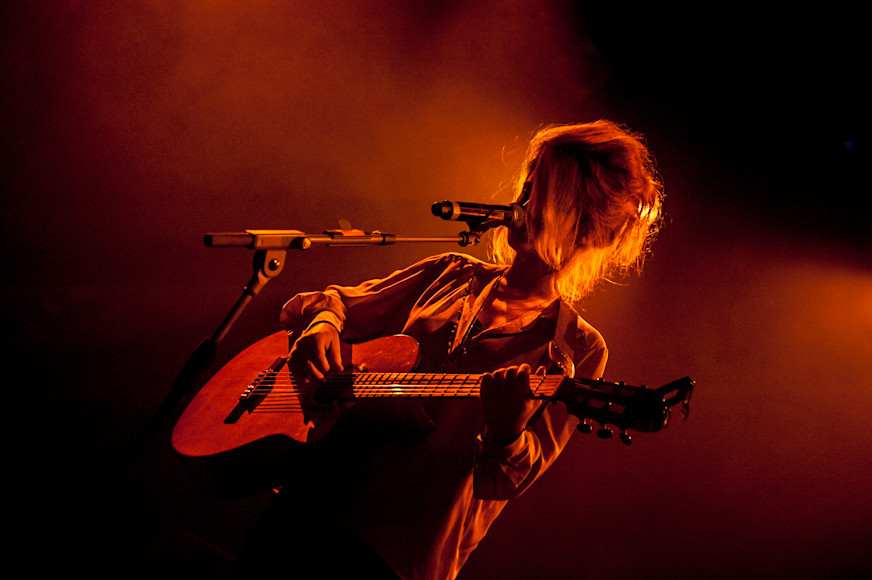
[217, 372, 686, 428]
[235, 378, 651, 426]
[234, 371, 564, 413]
[240, 372, 561, 393]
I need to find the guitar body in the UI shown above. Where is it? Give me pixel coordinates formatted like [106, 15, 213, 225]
[171, 331, 420, 497]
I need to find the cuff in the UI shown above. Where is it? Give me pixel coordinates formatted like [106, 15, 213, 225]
[306, 311, 343, 333]
[476, 429, 531, 464]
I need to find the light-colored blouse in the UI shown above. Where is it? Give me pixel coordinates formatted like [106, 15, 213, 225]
[279, 252, 607, 580]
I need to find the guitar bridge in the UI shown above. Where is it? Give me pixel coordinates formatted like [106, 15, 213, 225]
[224, 357, 288, 424]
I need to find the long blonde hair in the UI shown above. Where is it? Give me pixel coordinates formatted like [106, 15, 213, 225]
[490, 120, 664, 303]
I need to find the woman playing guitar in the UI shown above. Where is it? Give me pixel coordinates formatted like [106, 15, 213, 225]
[235, 120, 665, 580]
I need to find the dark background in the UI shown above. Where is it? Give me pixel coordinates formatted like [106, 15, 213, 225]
[3, 2, 869, 578]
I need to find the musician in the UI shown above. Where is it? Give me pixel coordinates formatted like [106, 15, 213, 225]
[236, 120, 664, 579]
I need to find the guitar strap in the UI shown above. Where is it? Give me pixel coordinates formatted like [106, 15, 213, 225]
[551, 301, 584, 373]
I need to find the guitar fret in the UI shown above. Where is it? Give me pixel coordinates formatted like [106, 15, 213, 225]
[343, 371, 484, 399]
[325, 371, 564, 400]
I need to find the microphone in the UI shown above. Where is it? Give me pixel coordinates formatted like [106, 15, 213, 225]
[431, 201, 526, 229]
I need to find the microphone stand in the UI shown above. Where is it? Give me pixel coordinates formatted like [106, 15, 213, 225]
[121, 224, 490, 474]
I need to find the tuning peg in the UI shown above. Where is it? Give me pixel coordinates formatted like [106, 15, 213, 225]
[577, 420, 593, 434]
[620, 430, 632, 446]
[596, 425, 613, 439]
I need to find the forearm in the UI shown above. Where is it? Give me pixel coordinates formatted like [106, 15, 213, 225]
[281, 289, 348, 334]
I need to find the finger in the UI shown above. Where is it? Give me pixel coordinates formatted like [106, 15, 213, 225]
[327, 336, 343, 371]
[314, 346, 332, 375]
[515, 364, 533, 397]
[535, 365, 547, 375]
[497, 365, 526, 388]
[306, 359, 326, 382]
[480, 371, 495, 399]
[289, 356, 308, 381]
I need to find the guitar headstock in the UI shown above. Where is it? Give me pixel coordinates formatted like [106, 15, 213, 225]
[554, 376, 694, 445]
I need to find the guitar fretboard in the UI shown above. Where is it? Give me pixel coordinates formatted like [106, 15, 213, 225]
[338, 372, 566, 399]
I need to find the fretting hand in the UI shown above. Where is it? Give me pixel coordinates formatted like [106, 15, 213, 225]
[479, 363, 544, 446]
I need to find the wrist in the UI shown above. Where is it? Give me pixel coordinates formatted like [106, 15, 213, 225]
[483, 425, 525, 447]
[305, 312, 342, 333]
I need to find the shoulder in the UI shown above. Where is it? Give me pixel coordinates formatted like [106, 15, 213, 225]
[365, 252, 470, 281]
[414, 252, 504, 278]
[575, 312, 607, 353]
[429, 252, 496, 268]
[554, 302, 609, 379]
[553, 302, 608, 378]
[557, 301, 606, 352]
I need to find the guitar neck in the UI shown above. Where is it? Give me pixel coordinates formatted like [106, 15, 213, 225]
[321, 372, 566, 400]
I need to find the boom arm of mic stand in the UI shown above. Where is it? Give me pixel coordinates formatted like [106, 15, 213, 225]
[204, 228, 479, 249]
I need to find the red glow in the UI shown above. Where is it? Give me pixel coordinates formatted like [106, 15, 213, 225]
[4, 2, 868, 578]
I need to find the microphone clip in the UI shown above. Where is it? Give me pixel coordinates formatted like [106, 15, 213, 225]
[431, 200, 525, 246]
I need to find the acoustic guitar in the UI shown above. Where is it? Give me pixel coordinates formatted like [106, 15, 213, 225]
[172, 331, 693, 497]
